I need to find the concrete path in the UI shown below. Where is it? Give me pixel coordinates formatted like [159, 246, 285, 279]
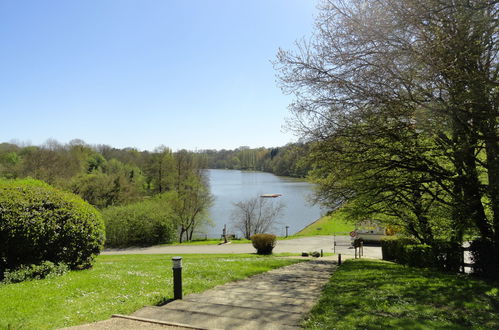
[103, 235, 382, 259]
[67, 259, 336, 330]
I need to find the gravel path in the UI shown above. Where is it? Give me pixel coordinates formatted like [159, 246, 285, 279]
[103, 235, 382, 259]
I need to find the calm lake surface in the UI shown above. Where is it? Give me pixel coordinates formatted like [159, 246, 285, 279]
[203, 169, 324, 238]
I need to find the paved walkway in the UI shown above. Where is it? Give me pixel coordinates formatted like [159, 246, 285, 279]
[67, 259, 336, 330]
[103, 236, 382, 259]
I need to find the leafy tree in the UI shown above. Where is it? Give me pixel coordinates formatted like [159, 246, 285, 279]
[145, 146, 176, 193]
[172, 151, 214, 242]
[275, 0, 497, 254]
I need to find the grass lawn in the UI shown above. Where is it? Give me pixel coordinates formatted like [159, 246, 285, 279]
[0, 254, 301, 329]
[296, 207, 355, 236]
[305, 259, 499, 329]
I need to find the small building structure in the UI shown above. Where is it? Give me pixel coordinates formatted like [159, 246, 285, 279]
[351, 219, 387, 243]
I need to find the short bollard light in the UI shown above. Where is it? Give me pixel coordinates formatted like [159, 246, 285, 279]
[172, 256, 182, 300]
[338, 253, 342, 265]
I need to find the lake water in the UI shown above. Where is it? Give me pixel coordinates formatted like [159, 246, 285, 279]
[202, 169, 324, 238]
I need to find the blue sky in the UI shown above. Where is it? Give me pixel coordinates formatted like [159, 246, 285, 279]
[0, 0, 317, 151]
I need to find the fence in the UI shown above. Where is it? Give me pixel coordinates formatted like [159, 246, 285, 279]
[333, 233, 364, 259]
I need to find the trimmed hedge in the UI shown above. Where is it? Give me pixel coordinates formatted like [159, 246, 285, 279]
[250, 234, 276, 255]
[0, 179, 105, 278]
[103, 193, 176, 247]
[381, 237, 462, 272]
[381, 237, 418, 262]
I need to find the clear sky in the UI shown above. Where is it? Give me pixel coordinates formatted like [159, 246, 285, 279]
[0, 0, 318, 151]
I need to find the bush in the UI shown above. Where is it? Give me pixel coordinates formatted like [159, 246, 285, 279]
[0, 179, 105, 278]
[382, 237, 462, 272]
[250, 234, 276, 255]
[381, 237, 418, 262]
[470, 238, 499, 279]
[3, 261, 69, 284]
[403, 244, 436, 268]
[103, 193, 176, 247]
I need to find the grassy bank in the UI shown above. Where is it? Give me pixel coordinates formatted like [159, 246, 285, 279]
[296, 208, 355, 236]
[305, 259, 499, 329]
[0, 254, 300, 329]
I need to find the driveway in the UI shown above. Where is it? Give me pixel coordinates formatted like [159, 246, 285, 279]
[102, 235, 382, 259]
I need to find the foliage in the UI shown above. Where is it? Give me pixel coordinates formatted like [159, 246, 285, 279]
[250, 233, 277, 255]
[304, 259, 499, 329]
[275, 0, 498, 271]
[0, 179, 105, 277]
[2, 261, 68, 284]
[382, 237, 462, 272]
[103, 193, 177, 247]
[0, 140, 307, 244]
[470, 238, 499, 280]
[198, 143, 312, 178]
[231, 196, 284, 239]
[381, 237, 419, 262]
[171, 150, 214, 242]
[0, 254, 301, 329]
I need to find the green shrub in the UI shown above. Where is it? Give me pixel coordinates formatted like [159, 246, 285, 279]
[403, 244, 436, 268]
[0, 179, 105, 278]
[381, 237, 418, 262]
[2, 261, 69, 284]
[250, 234, 276, 255]
[383, 237, 463, 272]
[103, 193, 176, 247]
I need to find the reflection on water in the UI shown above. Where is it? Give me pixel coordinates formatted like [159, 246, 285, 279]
[203, 169, 324, 238]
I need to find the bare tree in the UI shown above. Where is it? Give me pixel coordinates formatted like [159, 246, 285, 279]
[231, 197, 285, 239]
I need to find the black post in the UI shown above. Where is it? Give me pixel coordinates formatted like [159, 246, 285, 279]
[172, 256, 182, 300]
[285, 226, 289, 238]
[320, 249, 323, 257]
[338, 253, 342, 265]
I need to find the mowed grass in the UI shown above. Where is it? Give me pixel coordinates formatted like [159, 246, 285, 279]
[0, 254, 301, 329]
[296, 207, 355, 236]
[305, 259, 499, 329]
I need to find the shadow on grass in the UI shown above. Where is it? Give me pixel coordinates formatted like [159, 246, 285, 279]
[305, 259, 499, 329]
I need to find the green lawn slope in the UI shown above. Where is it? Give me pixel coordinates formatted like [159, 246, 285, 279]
[305, 259, 499, 329]
[0, 254, 300, 329]
[296, 207, 355, 236]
